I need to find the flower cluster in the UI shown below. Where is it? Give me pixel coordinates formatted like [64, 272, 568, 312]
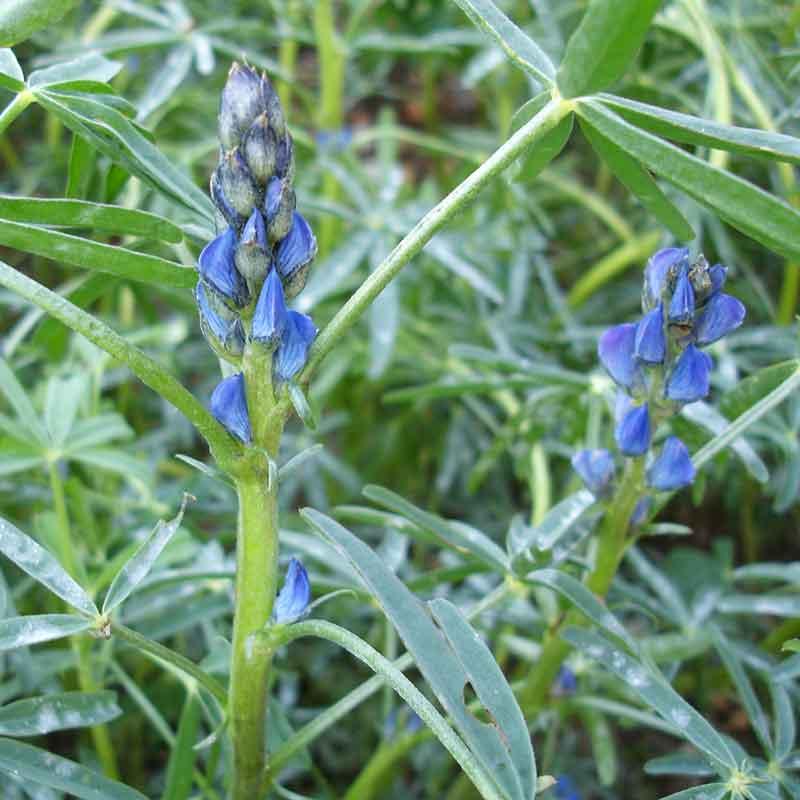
[198, 63, 318, 443]
[573, 248, 745, 496]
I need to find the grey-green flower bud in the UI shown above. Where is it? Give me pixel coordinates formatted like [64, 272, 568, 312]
[235, 209, 271, 296]
[219, 62, 266, 151]
[275, 135, 295, 183]
[242, 113, 277, 186]
[264, 175, 296, 243]
[215, 149, 259, 219]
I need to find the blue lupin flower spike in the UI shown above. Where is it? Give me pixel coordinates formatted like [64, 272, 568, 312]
[198, 227, 249, 307]
[694, 292, 746, 346]
[571, 449, 615, 495]
[252, 269, 288, 345]
[634, 304, 666, 364]
[615, 402, 651, 456]
[274, 311, 318, 381]
[647, 436, 695, 490]
[668, 266, 695, 323]
[554, 774, 581, 800]
[273, 558, 310, 623]
[643, 246, 688, 309]
[210, 373, 252, 443]
[665, 343, 712, 402]
[598, 323, 642, 390]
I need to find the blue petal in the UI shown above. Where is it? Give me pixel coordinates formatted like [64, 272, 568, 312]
[694, 293, 745, 346]
[273, 558, 310, 623]
[241, 208, 267, 249]
[615, 402, 651, 456]
[643, 247, 688, 308]
[274, 311, 317, 381]
[196, 281, 244, 357]
[198, 228, 249, 307]
[708, 263, 727, 295]
[668, 266, 695, 323]
[276, 212, 317, 283]
[598, 323, 643, 390]
[647, 436, 695, 491]
[571, 449, 615, 495]
[251, 269, 288, 344]
[552, 665, 577, 696]
[634, 304, 666, 364]
[210, 373, 251, 443]
[665, 344, 712, 402]
[554, 774, 581, 800]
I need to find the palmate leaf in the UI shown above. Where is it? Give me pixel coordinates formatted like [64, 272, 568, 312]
[301, 507, 533, 800]
[577, 100, 800, 260]
[557, 0, 661, 98]
[0, 0, 80, 47]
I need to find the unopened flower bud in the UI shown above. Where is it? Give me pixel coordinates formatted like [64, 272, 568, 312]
[274, 310, 317, 382]
[235, 209, 270, 295]
[275, 134, 295, 182]
[195, 281, 245, 362]
[643, 247, 688, 311]
[273, 558, 310, 624]
[198, 227, 249, 308]
[251, 269, 287, 346]
[264, 176, 296, 243]
[219, 63, 267, 150]
[215, 150, 258, 218]
[647, 436, 695, 491]
[571, 449, 615, 495]
[276, 212, 317, 299]
[242, 113, 277, 186]
[210, 373, 251, 443]
[598, 323, 643, 391]
[665, 344, 711, 402]
[668, 266, 695, 323]
[634, 304, 666, 364]
[615, 400, 651, 457]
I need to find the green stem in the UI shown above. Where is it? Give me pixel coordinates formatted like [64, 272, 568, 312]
[269, 620, 506, 800]
[48, 462, 118, 779]
[343, 731, 428, 800]
[278, 1, 302, 110]
[0, 91, 33, 136]
[0, 259, 242, 470]
[298, 96, 573, 386]
[112, 623, 227, 705]
[519, 459, 645, 712]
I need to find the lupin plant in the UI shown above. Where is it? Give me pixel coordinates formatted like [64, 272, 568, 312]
[0, 1, 798, 799]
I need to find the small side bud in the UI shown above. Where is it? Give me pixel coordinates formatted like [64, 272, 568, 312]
[235, 209, 270, 295]
[570, 449, 615, 495]
[274, 134, 295, 182]
[273, 558, 310, 624]
[242, 113, 277, 186]
[614, 401, 651, 457]
[251, 269, 288, 346]
[215, 150, 259, 218]
[264, 176, 296, 243]
[219, 62, 266, 150]
[210, 373, 252, 443]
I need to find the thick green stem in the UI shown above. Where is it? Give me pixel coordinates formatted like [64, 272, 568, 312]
[519, 459, 645, 713]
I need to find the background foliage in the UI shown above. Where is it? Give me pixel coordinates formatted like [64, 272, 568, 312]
[0, 0, 798, 798]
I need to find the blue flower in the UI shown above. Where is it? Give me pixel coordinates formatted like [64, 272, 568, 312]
[210, 373, 251, 443]
[252, 269, 288, 345]
[198, 227, 249, 307]
[273, 558, 310, 623]
[195, 281, 244, 359]
[571, 449, 615, 495]
[643, 247, 688, 309]
[598, 323, 643, 390]
[634, 303, 666, 364]
[615, 402, 651, 456]
[274, 311, 317, 382]
[276, 212, 317, 298]
[668, 266, 695, 323]
[665, 344, 712, 402]
[647, 436, 695, 491]
[552, 665, 577, 696]
[554, 774, 581, 800]
[694, 293, 745, 346]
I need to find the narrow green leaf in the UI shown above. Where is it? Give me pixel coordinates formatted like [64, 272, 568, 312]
[0, 737, 147, 799]
[563, 628, 737, 772]
[301, 508, 524, 800]
[718, 594, 800, 617]
[103, 500, 187, 614]
[0, 0, 80, 47]
[681, 402, 768, 484]
[44, 374, 84, 446]
[0, 517, 97, 616]
[28, 53, 121, 89]
[162, 688, 201, 800]
[363, 485, 509, 571]
[658, 786, 729, 800]
[513, 489, 595, 558]
[430, 598, 537, 800]
[719, 360, 799, 421]
[625, 547, 689, 627]
[0, 219, 194, 287]
[0, 357, 48, 444]
[0, 691, 121, 736]
[0, 196, 183, 242]
[582, 709, 617, 786]
[450, 0, 556, 84]
[509, 94, 574, 183]
[0, 48, 24, 91]
[576, 101, 800, 260]
[0, 615, 91, 651]
[35, 90, 214, 222]
[523, 569, 637, 651]
[598, 94, 800, 166]
[557, 0, 661, 97]
[645, 754, 716, 777]
[278, 445, 325, 481]
[288, 383, 317, 431]
[66, 133, 95, 199]
[578, 115, 693, 240]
